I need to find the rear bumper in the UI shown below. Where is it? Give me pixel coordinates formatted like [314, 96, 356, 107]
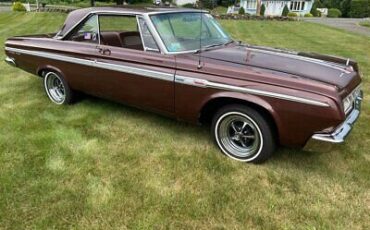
[312, 90, 363, 143]
[5, 56, 16, 67]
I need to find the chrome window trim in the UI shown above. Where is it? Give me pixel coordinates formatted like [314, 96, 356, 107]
[136, 15, 160, 53]
[175, 75, 330, 107]
[5, 47, 174, 82]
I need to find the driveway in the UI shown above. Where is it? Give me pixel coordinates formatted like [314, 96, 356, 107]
[0, 6, 11, 12]
[301, 17, 370, 36]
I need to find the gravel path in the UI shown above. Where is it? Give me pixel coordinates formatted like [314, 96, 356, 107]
[301, 17, 370, 37]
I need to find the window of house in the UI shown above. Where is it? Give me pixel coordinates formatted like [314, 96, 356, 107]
[290, 1, 305, 11]
[246, 0, 257, 9]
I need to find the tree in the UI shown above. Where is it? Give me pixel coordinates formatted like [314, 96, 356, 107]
[256, 0, 262, 15]
[116, 0, 124, 5]
[340, 0, 352, 17]
[260, 4, 266, 16]
[91, 0, 95, 6]
[282, 4, 289, 16]
[239, 6, 245, 14]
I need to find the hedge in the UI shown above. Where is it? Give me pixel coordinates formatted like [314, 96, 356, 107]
[349, 0, 369, 18]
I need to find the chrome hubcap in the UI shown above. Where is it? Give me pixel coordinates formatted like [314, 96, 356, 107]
[45, 73, 65, 104]
[218, 113, 261, 158]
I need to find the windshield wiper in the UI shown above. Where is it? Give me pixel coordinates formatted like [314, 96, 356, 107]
[194, 40, 234, 53]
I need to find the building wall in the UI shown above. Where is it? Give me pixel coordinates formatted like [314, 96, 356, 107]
[238, 0, 313, 16]
[175, 0, 197, 6]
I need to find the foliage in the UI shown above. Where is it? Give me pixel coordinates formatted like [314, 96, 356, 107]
[359, 20, 370, 27]
[340, 0, 352, 17]
[181, 3, 196, 8]
[282, 4, 289, 16]
[327, 8, 342, 17]
[304, 13, 313, 17]
[287, 12, 298, 17]
[310, 0, 323, 16]
[238, 6, 245, 14]
[199, 0, 218, 9]
[349, 0, 370, 18]
[12, 2, 26, 12]
[260, 4, 266, 16]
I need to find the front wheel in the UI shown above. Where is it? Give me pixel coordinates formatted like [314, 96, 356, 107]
[43, 71, 74, 105]
[212, 105, 276, 163]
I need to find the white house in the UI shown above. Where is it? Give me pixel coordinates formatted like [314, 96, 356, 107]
[228, 0, 314, 16]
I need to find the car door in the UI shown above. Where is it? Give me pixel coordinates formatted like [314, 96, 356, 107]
[91, 14, 175, 115]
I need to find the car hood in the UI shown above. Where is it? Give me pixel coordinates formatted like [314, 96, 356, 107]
[198, 44, 359, 90]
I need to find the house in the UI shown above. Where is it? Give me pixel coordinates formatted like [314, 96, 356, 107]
[227, 0, 314, 16]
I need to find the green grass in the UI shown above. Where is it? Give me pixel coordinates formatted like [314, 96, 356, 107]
[1, 12, 369, 229]
[359, 20, 370, 28]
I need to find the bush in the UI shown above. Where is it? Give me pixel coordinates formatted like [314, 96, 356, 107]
[260, 4, 266, 16]
[304, 13, 313, 17]
[327, 8, 342, 17]
[238, 6, 245, 15]
[287, 12, 298, 17]
[181, 3, 195, 8]
[349, 0, 370, 18]
[12, 2, 26, 12]
[282, 4, 289, 16]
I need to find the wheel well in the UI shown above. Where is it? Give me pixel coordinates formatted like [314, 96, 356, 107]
[199, 97, 279, 142]
[37, 68, 50, 78]
[37, 68, 59, 78]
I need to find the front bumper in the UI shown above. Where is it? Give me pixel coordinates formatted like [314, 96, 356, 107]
[312, 90, 363, 143]
[5, 56, 16, 67]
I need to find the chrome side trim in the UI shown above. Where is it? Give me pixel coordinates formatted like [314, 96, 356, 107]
[5, 56, 16, 66]
[312, 90, 362, 143]
[5, 47, 174, 82]
[175, 75, 330, 107]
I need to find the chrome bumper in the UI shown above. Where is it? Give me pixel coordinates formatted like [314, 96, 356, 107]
[312, 90, 363, 143]
[5, 56, 16, 67]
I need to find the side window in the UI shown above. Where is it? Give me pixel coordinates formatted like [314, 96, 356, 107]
[137, 17, 159, 52]
[68, 15, 99, 44]
[99, 15, 143, 51]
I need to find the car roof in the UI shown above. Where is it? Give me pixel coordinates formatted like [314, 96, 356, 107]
[56, 7, 205, 38]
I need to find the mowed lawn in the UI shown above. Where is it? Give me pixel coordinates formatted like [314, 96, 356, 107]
[0, 12, 369, 229]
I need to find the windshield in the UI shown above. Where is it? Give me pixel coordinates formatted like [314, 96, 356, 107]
[150, 12, 232, 53]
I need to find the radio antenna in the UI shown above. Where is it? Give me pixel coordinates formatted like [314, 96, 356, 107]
[197, 0, 203, 69]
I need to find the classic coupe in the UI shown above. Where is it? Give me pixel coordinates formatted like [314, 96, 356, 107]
[4, 7, 363, 163]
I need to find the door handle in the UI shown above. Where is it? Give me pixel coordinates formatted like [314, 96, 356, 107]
[97, 47, 111, 56]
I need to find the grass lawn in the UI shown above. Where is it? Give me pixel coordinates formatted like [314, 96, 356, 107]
[0, 12, 369, 229]
[359, 20, 370, 28]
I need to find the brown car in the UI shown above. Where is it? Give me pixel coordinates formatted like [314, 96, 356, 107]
[4, 7, 363, 163]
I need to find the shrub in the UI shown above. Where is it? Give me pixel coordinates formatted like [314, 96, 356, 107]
[12, 2, 26, 12]
[182, 3, 195, 8]
[282, 4, 289, 16]
[238, 6, 245, 15]
[287, 12, 298, 17]
[327, 8, 342, 17]
[260, 4, 266, 16]
[304, 13, 313, 17]
[349, 0, 369, 18]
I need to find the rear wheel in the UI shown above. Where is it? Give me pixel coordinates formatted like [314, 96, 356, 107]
[43, 71, 74, 105]
[212, 105, 276, 163]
